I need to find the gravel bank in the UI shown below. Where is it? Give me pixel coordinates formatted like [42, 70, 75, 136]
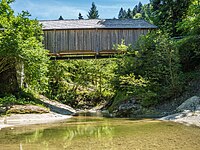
[0, 112, 72, 129]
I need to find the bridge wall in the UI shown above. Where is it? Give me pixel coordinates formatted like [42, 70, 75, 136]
[43, 29, 149, 54]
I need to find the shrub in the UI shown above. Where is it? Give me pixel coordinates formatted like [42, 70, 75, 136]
[113, 31, 183, 106]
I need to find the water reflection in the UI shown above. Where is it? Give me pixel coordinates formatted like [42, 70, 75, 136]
[1, 117, 115, 150]
[1, 117, 200, 150]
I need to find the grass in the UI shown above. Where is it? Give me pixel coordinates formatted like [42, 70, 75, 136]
[0, 91, 47, 114]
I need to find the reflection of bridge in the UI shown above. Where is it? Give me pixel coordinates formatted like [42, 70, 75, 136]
[40, 19, 157, 59]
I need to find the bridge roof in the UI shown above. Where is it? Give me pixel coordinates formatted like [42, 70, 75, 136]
[40, 19, 157, 30]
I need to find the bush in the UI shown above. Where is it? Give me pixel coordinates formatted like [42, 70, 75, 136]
[0, 92, 43, 107]
[46, 59, 117, 108]
[177, 35, 200, 71]
[0, 95, 17, 106]
[113, 31, 183, 106]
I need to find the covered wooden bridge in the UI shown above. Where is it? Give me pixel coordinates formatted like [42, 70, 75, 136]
[40, 19, 157, 58]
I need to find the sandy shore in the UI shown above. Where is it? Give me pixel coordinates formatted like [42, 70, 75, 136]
[160, 110, 200, 127]
[1, 110, 200, 130]
[0, 112, 72, 129]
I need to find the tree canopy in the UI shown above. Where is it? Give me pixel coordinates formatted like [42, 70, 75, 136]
[0, 0, 49, 94]
[118, 2, 146, 19]
[150, 0, 191, 36]
[58, 16, 64, 20]
[78, 13, 84, 19]
[87, 2, 99, 19]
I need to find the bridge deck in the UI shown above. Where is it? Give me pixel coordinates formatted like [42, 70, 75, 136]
[49, 50, 122, 60]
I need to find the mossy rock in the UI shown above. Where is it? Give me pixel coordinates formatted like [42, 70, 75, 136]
[7, 105, 49, 114]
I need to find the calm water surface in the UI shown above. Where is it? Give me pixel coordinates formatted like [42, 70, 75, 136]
[0, 117, 200, 150]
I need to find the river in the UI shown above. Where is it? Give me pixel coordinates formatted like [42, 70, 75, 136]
[0, 116, 200, 150]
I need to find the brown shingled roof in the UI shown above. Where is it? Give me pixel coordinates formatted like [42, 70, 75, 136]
[40, 19, 157, 30]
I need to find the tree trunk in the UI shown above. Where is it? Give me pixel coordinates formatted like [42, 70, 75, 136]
[0, 60, 19, 95]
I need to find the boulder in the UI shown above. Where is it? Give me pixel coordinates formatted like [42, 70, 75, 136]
[115, 98, 145, 117]
[177, 96, 200, 111]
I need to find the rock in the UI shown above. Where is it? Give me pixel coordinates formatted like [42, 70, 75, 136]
[118, 98, 137, 110]
[39, 95, 76, 115]
[7, 105, 49, 114]
[114, 98, 145, 117]
[177, 96, 200, 111]
[0, 107, 6, 114]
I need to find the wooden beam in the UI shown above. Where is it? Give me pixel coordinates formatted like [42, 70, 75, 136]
[50, 55, 116, 60]
[48, 50, 122, 57]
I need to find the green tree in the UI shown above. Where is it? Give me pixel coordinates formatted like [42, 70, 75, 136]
[141, 4, 152, 22]
[176, 0, 200, 71]
[134, 13, 143, 19]
[0, 0, 49, 94]
[118, 7, 125, 19]
[78, 13, 84, 19]
[137, 2, 143, 13]
[132, 5, 138, 16]
[114, 32, 182, 106]
[47, 59, 116, 107]
[178, 0, 200, 35]
[126, 8, 133, 19]
[58, 16, 64, 20]
[87, 2, 99, 19]
[150, 0, 191, 36]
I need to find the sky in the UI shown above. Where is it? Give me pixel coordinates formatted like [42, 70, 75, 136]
[11, 0, 149, 20]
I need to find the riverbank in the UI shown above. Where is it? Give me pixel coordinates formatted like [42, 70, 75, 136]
[160, 110, 200, 127]
[0, 95, 76, 129]
[1, 95, 200, 130]
[159, 96, 200, 127]
[1, 110, 200, 130]
[0, 112, 72, 129]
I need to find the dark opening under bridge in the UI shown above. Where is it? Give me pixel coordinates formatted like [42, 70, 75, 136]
[40, 19, 157, 59]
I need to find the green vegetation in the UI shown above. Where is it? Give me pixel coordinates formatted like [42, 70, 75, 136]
[0, 0, 49, 94]
[78, 13, 84, 19]
[118, 2, 150, 20]
[0, 92, 45, 115]
[108, 32, 181, 109]
[150, 0, 191, 37]
[87, 2, 99, 19]
[46, 59, 116, 108]
[111, 0, 200, 111]
[0, 0, 199, 116]
[0, 0, 49, 107]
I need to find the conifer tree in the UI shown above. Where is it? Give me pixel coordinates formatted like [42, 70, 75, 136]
[126, 8, 133, 19]
[118, 7, 124, 19]
[87, 2, 99, 19]
[58, 16, 64, 20]
[78, 13, 83, 19]
[123, 9, 127, 18]
[132, 5, 138, 17]
[137, 2, 143, 13]
[118, 7, 127, 19]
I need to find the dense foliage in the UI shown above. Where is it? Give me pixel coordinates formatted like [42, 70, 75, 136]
[112, 32, 182, 107]
[176, 0, 200, 71]
[0, 0, 49, 95]
[46, 59, 116, 108]
[118, 2, 148, 19]
[150, 0, 191, 37]
[0, 0, 199, 114]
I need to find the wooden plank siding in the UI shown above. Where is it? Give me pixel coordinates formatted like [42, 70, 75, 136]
[43, 29, 150, 55]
